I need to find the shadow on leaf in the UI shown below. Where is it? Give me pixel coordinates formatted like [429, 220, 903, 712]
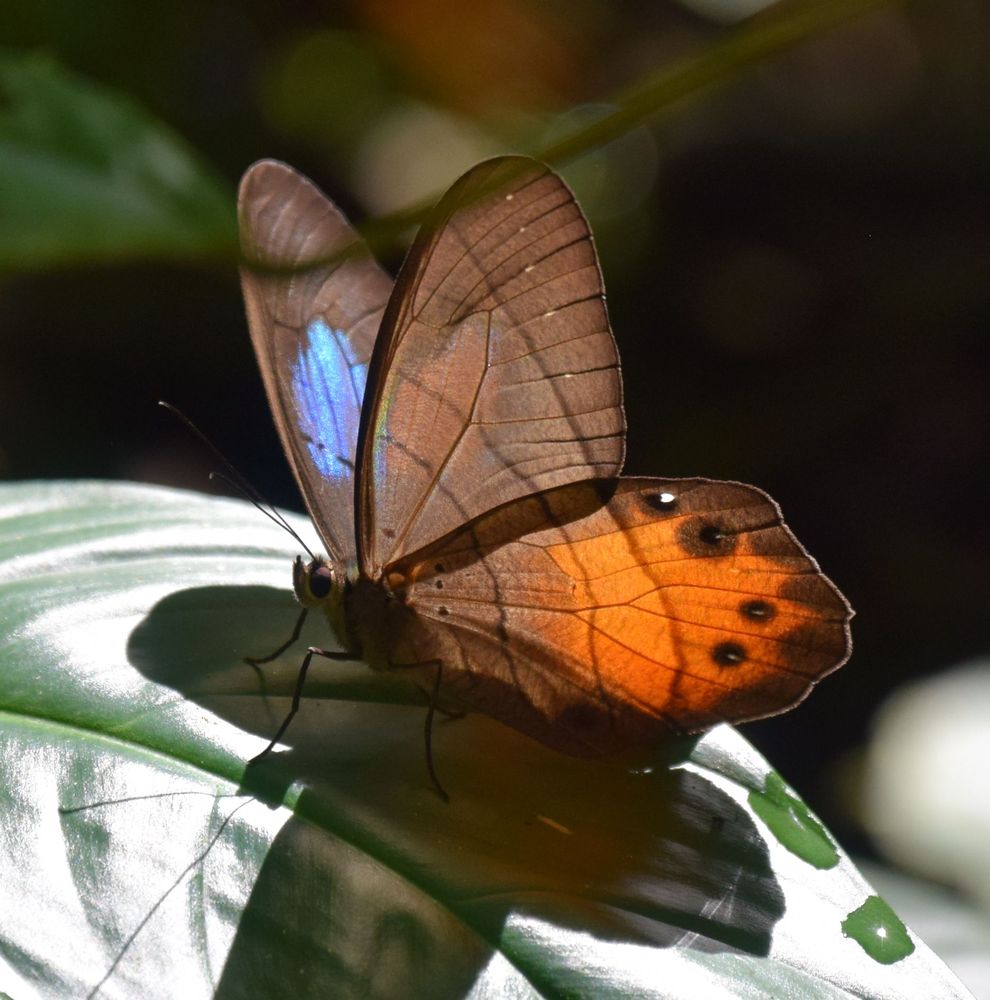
[128, 584, 784, 996]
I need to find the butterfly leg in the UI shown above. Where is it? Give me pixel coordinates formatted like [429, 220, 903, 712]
[412, 683, 465, 720]
[248, 644, 354, 766]
[384, 658, 451, 801]
[244, 607, 309, 668]
[422, 660, 450, 804]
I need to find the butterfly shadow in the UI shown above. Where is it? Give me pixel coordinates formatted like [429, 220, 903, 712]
[129, 583, 785, 998]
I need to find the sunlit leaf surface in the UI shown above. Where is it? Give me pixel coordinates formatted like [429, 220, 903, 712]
[0, 481, 973, 999]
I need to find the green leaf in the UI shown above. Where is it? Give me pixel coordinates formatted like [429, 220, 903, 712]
[0, 481, 973, 999]
[0, 50, 236, 271]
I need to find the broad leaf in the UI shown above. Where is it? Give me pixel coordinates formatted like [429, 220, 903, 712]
[0, 481, 973, 999]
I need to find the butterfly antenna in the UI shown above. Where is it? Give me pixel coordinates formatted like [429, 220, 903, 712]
[158, 401, 316, 560]
[208, 471, 314, 558]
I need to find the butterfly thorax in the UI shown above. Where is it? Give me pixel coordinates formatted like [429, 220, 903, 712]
[293, 554, 412, 671]
[342, 573, 408, 673]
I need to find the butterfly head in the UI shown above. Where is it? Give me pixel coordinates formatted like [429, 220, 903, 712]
[292, 554, 351, 646]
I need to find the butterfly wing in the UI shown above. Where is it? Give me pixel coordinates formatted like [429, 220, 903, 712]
[356, 156, 624, 577]
[238, 160, 392, 564]
[380, 478, 851, 756]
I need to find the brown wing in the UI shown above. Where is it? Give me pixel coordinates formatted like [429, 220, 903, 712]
[356, 156, 624, 577]
[239, 160, 392, 564]
[382, 478, 851, 757]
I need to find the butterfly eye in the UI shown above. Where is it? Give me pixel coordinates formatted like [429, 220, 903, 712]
[308, 564, 333, 600]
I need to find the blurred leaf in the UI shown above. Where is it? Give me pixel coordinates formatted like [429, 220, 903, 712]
[0, 50, 236, 271]
[540, 0, 907, 163]
[0, 0, 902, 273]
[0, 480, 973, 998]
[358, 0, 909, 253]
[860, 659, 990, 910]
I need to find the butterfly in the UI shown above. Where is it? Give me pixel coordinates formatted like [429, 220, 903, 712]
[237, 156, 851, 790]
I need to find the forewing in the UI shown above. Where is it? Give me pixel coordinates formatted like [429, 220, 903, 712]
[387, 479, 851, 757]
[238, 160, 392, 563]
[357, 156, 624, 576]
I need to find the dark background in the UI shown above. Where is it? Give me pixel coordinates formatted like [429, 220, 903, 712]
[2, 0, 988, 854]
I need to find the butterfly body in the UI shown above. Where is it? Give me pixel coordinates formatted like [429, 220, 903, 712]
[238, 156, 851, 763]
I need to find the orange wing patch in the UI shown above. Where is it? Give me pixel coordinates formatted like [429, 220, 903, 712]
[388, 478, 851, 755]
[542, 481, 849, 728]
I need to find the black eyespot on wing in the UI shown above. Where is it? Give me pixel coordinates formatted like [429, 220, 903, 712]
[677, 517, 737, 557]
[437, 606, 449, 617]
[699, 524, 724, 545]
[641, 489, 678, 513]
[712, 642, 746, 667]
[740, 599, 775, 622]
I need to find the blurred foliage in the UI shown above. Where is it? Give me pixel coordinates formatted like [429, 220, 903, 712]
[0, 0, 988, 867]
[0, 50, 234, 269]
[0, 1, 904, 268]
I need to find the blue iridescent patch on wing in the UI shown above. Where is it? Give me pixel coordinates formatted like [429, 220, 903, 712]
[291, 317, 368, 481]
